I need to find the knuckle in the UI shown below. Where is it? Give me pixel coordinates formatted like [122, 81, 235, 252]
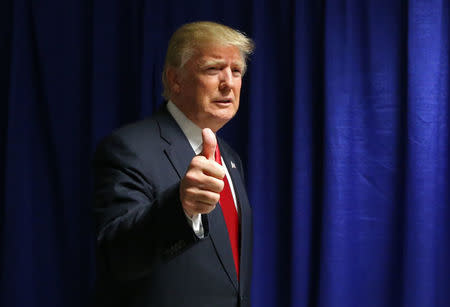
[216, 179, 224, 187]
[212, 193, 220, 204]
[184, 172, 199, 184]
[218, 180, 225, 191]
[188, 160, 198, 170]
[192, 156, 205, 166]
[214, 165, 226, 178]
[184, 187, 197, 199]
[210, 177, 224, 191]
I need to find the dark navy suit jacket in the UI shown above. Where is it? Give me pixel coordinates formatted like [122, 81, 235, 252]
[93, 106, 253, 307]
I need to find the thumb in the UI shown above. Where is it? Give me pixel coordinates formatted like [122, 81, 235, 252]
[201, 128, 217, 160]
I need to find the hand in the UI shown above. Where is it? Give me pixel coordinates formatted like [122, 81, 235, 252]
[180, 128, 225, 217]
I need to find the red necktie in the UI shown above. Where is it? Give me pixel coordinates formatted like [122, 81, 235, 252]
[215, 144, 240, 279]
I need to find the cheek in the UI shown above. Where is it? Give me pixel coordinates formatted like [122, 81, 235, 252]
[180, 79, 196, 97]
[234, 82, 242, 98]
[196, 78, 216, 95]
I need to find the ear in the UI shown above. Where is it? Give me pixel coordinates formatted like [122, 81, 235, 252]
[167, 67, 181, 95]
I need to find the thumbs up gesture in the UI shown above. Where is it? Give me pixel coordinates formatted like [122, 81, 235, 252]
[200, 128, 217, 160]
[180, 128, 226, 217]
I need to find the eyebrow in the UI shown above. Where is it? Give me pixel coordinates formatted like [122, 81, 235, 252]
[199, 58, 244, 69]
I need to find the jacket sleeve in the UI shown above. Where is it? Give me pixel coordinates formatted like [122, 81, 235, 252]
[92, 133, 199, 281]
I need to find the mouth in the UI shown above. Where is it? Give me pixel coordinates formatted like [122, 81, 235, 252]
[213, 98, 233, 104]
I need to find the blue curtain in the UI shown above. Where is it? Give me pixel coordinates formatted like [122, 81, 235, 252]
[1, 0, 448, 306]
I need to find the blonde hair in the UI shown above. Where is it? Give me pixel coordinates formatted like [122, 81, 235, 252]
[161, 21, 254, 100]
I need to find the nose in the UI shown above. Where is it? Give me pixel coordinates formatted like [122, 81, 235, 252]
[219, 68, 233, 91]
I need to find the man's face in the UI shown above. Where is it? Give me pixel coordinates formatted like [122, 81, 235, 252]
[170, 44, 244, 132]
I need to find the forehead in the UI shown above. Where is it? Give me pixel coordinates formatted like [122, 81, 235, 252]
[194, 44, 244, 65]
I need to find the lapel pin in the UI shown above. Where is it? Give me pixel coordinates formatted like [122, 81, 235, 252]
[230, 161, 236, 169]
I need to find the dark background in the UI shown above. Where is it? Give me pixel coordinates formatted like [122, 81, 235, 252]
[1, 0, 449, 306]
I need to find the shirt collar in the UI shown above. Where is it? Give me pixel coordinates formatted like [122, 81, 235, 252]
[166, 101, 203, 155]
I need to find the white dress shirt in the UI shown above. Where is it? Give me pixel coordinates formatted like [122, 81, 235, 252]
[166, 101, 238, 238]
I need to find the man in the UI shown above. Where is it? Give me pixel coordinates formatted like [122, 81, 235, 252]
[93, 21, 254, 307]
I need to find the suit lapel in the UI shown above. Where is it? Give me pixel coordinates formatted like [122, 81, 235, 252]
[233, 169, 252, 297]
[208, 203, 239, 291]
[155, 108, 195, 179]
[217, 139, 253, 295]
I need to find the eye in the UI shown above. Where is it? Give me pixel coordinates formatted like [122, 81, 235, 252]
[232, 68, 242, 76]
[205, 66, 220, 74]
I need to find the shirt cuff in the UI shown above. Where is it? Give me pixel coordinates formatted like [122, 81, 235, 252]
[184, 212, 204, 239]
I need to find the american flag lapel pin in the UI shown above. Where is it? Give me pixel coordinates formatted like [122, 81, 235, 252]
[230, 161, 236, 169]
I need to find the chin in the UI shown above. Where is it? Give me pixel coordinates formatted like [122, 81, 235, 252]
[214, 112, 236, 123]
[205, 113, 235, 132]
